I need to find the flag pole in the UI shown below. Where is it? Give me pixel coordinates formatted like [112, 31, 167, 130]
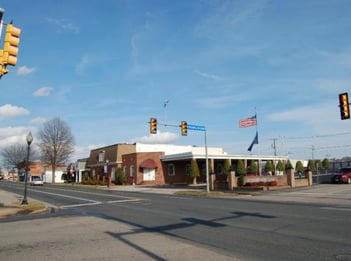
[254, 107, 258, 132]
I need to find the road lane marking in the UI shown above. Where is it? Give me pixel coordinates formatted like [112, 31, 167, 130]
[28, 189, 101, 203]
[321, 206, 351, 211]
[107, 199, 142, 204]
[62, 202, 102, 208]
[28, 189, 144, 208]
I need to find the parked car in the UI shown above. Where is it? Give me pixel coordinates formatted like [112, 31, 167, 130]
[30, 176, 44, 186]
[332, 167, 351, 184]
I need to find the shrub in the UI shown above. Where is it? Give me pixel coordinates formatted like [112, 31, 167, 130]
[271, 180, 278, 186]
[116, 167, 127, 185]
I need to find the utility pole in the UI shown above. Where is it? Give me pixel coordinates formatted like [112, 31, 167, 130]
[271, 138, 277, 175]
[272, 138, 277, 156]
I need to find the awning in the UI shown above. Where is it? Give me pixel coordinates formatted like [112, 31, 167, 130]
[140, 159, 157, 169]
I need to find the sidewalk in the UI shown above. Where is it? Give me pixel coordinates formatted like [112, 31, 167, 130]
[0, 190, 24, 218]
[0, 190, 49, 219]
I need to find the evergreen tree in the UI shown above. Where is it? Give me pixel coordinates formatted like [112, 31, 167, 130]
[248, 161, 258, 174]
[223, 159, 231, 175]
[265, 161, 274, 174]
[286, 160, 294, 171]
[308, 160, 316, 172]
[236, 160, 246, 176]
[190, 159, 200, 184]
[295, 161, 304, 173]
[116, 167, 126, 185]
[322, 158, 330, 173]
[276, 160, 284, 171]
[236, 160, 246, 186]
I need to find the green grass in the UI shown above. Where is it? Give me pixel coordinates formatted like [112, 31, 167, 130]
[14, 200, 47, 214]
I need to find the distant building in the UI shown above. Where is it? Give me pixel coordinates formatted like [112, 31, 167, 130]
[85, 143, 289, 186]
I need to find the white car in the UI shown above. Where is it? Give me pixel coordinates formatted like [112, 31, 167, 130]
[30, 176, 44, 186]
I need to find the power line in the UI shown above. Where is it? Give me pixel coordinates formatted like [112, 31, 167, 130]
[281, 131, 351, 140]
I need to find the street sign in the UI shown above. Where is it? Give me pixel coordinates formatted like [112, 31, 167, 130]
[187, 124, 206, 132]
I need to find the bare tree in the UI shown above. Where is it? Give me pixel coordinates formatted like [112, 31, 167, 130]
[1, 143, 28, 172]
[38, 118, 75, 183]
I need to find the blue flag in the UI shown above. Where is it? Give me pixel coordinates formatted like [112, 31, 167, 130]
[248, 131, 258, 152]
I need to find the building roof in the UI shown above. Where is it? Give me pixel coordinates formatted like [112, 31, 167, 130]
[161, 152, 288, 162]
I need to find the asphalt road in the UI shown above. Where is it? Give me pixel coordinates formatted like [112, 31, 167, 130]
[1, 182, 351, 261]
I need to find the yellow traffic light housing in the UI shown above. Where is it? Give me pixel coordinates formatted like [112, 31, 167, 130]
[181, 121, 187, 136]
[3, 23, 21, 66]
[339, 93, 350, 120]
[150, 118, 157, 134]
[0, 50, 8, 77]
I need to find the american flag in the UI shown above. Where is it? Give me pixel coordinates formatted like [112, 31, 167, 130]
[239, 115, 257, 128]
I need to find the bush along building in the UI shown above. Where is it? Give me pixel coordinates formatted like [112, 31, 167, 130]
[84, 143, 301, 190]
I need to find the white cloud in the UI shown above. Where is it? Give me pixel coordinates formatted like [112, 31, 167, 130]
[196, 95, 240, 108]
[131, 131, 178, 144]
[30, 117, 48, 124]
[33, 87, 53, 97]
[0, 104, 29, 119]
[195, 70, 223, 81]
[266, 102, 335, 123]
[17, 66, 36, 76]
[46, 17, 80, 33]
[71, 143, 107, 161]
[75, 56, 91, 74]
[0, 126, 36, 149]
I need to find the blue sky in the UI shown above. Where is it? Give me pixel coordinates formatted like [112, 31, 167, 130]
[0, 0, 351, 161]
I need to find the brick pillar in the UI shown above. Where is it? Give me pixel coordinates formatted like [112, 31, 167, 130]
[307, 171, 313, 186]
[228, 171, 236, 190]
[210, 173, 216, 191]
[287, 169, 295, 188]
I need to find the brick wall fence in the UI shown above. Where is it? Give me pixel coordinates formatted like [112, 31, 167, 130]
[210, 170, 313, 191]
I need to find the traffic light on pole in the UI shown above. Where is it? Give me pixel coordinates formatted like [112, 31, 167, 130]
[0, 50, 8, 76]
[3, 23, 21, 66]
[181, 121, 187, 136]
[339, 93, 350, 120]
[150, 118, 157, 134]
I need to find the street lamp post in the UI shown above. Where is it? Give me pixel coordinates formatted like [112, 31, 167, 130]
[104, 160, 110, 188]
[22, 132, 33, 205]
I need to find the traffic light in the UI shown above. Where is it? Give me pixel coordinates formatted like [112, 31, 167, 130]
[3, 23, 21, 66]
[150, 118, 157, 134]
[339, 93, 350, 120]
[181, 121, 187, 136]
[0, 50, 8, 76]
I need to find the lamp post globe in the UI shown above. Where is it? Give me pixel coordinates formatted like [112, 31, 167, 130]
[22, 132, 33, 205]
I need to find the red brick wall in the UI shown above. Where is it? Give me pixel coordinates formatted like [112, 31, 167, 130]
[123, 152, 165, 185]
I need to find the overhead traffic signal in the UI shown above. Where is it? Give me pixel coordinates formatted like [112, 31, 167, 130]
[2, 23, 21, 66]
[181, 121, 187, 136]
[339, 93, 350, 120]
[150, 118, 157, 134]
[0, 50, 8, 76]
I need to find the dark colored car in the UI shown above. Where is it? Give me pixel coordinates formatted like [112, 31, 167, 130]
[332, 167, 351, 184]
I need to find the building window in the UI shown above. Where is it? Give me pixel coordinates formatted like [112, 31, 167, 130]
[123, 166, 127, 175]
[185, 164, 191, 176]
[98, 150, 105, 162]
[130, 165, 135, 177]
[168, 164, 175, 176]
